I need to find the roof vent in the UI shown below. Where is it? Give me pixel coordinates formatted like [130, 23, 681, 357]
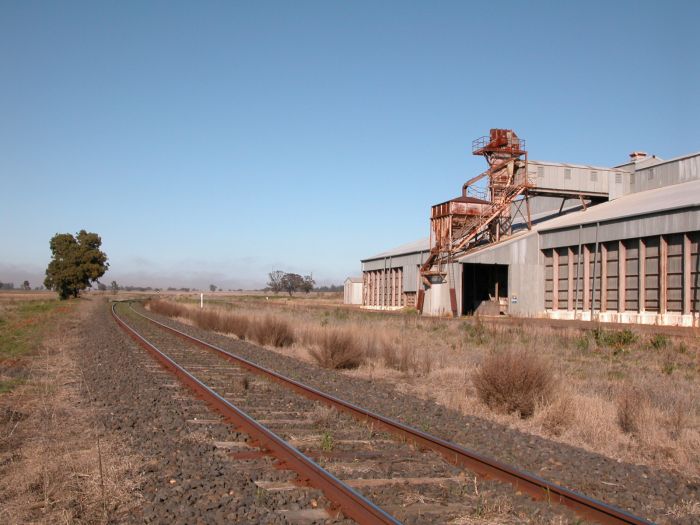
[629, 151, 648, 161]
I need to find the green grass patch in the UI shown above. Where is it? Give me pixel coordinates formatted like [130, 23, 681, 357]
[0, 377, 25, 393]
[0, 299, 67, 391]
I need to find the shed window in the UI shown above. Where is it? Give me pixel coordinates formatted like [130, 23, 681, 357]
[630, 173, 636, 185]
[647, 168, 654, 180]
[615, 173, 622, 184]
[537, 166, 544, 178]
[590, 171, 598, 182]
[564, 168, 571, 180]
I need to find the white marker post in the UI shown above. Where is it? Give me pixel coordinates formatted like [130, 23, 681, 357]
[200, 293, 204, 309]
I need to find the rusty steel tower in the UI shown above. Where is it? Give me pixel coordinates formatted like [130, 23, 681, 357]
[418, 129, 530, 315]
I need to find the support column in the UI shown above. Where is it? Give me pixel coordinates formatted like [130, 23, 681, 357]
[619, 240, 626, 312]
[639, 238, 646, 313]
[660, 235, 668, 314]
[583, 245, 590, 311]
[568, 247, 575, 311]
[601, 243, 608, 312]
[683, 233, 692, 315]
[552, 249, 559, 311]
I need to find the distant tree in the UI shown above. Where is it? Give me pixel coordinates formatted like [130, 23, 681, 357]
[314, 284, 343, 292]
[300, 275, 315, 294]
[97, 282, 107, 291]
[267, 270, 285, 294]
[22, 280, 30, 290]
[209, 284, 217, 292]
[280, 273, 304, 296]
[44, 230, 109, 300]
[110, 280, 119, 293]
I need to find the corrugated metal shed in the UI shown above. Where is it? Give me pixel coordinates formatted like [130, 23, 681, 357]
[362, 238, 429, 262]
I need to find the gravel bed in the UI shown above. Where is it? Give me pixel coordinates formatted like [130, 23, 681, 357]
[120, 304, 583, 524]
[79, 300, 349, 524]
[133, 302, 700, 525]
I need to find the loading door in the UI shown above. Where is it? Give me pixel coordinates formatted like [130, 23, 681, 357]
[462, 263, 508, 315]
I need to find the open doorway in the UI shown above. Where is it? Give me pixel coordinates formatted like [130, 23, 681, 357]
[462, 263, 508, 315]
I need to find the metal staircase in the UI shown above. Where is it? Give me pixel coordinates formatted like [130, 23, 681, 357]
[417, 129, 530, 315]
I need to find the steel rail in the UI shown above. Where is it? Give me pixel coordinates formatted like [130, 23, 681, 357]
[111, 302, 401, 525]
[128, 302, 654, 525]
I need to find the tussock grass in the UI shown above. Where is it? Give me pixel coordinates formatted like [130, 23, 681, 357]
[472, 349, 556, 418]
[616, 384, 653, 435]
[247, 315, 295, 347]
[309, 326, 365, 369]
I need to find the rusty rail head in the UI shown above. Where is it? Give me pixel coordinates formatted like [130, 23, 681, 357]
[111, 302, 401, 525]
[127, 302, 654, 525]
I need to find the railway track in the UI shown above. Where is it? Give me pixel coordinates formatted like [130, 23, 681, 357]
[112, 301, 653, 524]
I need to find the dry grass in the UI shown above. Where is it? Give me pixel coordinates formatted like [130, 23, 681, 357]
[308, 326, 365, 369]
[247, 315, 295, 347]
[0, 298, 140, 524]
[145, 297, 700, 477]
[472, 349, 556, 418]
[616, 384, 653, 435]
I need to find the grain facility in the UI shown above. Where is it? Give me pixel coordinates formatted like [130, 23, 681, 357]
[353, 130, 700, 326]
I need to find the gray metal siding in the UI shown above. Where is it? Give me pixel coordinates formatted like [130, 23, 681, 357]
[527, 161, 616, 196]
[540, 208, 700, 249]
[629, 155, 700, 195]
[460, 233, 544, 316]
[362, 251, 428, 292]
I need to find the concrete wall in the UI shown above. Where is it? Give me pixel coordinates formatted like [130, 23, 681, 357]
[420, 262, 462, 316]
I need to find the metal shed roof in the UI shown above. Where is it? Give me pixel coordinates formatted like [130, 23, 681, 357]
[538, 178, 700, 232]
[361, 238, 430, 262]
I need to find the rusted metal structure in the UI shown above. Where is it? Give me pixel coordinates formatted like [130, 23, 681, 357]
[418, 129, 530, 314]
[115, 301, 654, 525]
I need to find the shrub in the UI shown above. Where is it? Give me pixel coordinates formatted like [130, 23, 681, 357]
[590, 327, 637, 350]
[309, 327, 364, 369]
[649, 334, 670, 350]
[472, 348, 555, 418]
[248, 316, 295, 347]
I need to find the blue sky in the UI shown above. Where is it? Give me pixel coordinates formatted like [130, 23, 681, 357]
[2, 1, 698, 289]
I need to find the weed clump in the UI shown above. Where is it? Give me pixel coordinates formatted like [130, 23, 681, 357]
[590, 327, 637, 350]
[248, 316, 295, 347]
[616, 384, 652, 435]
[472, 348, 555, 418]
[309, 327, 364, 369]
[648, 334, 670, 350]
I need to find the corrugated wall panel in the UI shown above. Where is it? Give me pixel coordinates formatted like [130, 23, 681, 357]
[606, 241, 619, 311]
[667, 234, 684, 312]
[544, 249, 553, 309]
[644, 236, 660, 311]
[691, 232, 700, 313]
[624, 239, 639, 312]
